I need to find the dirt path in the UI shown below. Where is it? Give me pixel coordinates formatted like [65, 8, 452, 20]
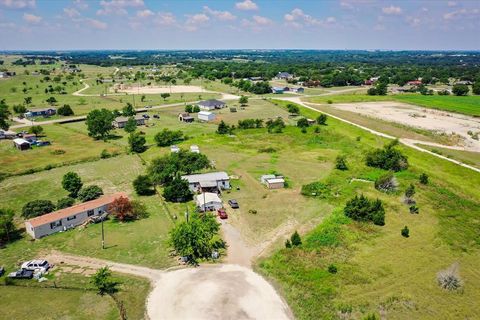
[279, 96, 480, 174]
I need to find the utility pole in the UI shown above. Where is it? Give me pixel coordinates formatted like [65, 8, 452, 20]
[203, 192, 206, 213]
[101, 218, 105, 249]
[185, 205, 189, 223]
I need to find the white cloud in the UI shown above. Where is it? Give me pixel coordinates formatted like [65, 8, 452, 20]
[382, 5, 402, 15]
[97, 0, 144, 16]
[154, 12, 176, 26]
[0, 21, 16, 28]
[235, 0, 258, 11]
[203, 6, 236, 21]
[23, 13, 42, 23]
[284, 8, 336, 28]
[136, 9, 154, 18]
[443, 8, 480, 20]
[0, 0, 35, 9]
[73, 0, 88, 10]
[86, 18, 107, 29]
[63, 7, 80, 18]
[185, 13, 209, 31]
[242, 15, 273, 30]
[447, 1, 457, 7]
[406, 16, 421, 27]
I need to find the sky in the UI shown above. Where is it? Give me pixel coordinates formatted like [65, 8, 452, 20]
[0, 0, 479, 51]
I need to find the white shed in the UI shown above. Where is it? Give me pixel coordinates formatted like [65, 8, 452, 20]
[190, 145, 200, 153]
[198, 111, 216, 122]
[170, 145, 180, 153]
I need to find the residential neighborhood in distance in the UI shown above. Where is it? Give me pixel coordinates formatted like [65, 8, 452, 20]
[1, 1, 480, 319]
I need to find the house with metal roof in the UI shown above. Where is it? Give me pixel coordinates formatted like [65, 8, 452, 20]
[24, 107, 57, 118]
[25, 192, 127, 239]
[113, 115, 146, 128]
[181, 172, 230, 193]
[197, 99, 226, 111]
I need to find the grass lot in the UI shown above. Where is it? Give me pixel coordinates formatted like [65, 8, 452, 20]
[257, 100, 480, 319]
[304, 93, 480, 117]
[0, 123, 122, 176]
[416, 144, 480, 169]
[0, 269, 150, 320]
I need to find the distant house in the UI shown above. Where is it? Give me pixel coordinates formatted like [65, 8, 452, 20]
[272, 87, 284, 94]
[198, 99, 226, 111]
[306, 119, 316, 126]
[182, 171, 230, 193]
[178, 112, 194, 123]
[0, 130, 17, 139]
[13, 138, 30, 151]
[276, 72, 293, 80]
[196, 192, 222, 211]
[22, 134, 37, 144]
[249, 76, 263, 81]
[24, 107, 56, 118]
[283, 86, 290, 92]
[170, 145, 180, 153]
[261, 174, 285, 189]
[190, 145, 200, 153]
[25, 192, 127, 239]
[198, 111, 216, 122]
[113, 115, 146, 128]
[456, 80, 473, 85]
[407, 80, 422, 86]
[0, 71, 16, 78]
[294, 87, 305, 93]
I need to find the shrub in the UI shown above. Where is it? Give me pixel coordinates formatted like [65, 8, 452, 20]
[57, 104, 74, 116]
[51, 149, 66, 155]
[154, 129, 185, 147]
[290, 231, 302, 246]
[108, 196, 135, 222]
[314, 126, 320, 133]
[409, 205, 419, 214]
[316, 113, 327, 125]
[301, 127, 307, 133]
[419, 173, 429, 185]
[401, 226, 410, 237]
[344, 195, 385, 226]
[301, 181, 329, 198]
[297, 118, 309, 128]
[285, 239, 292, 248]
[286, 103, 299, 114]
[374, 171, 398, 193]
[335, 155, 348, 170]
[57, 197, 75, 209]
[258, 147, 276, 153]
[365, 140, 408, 171]
[131, 200, 149, 219]
[22, 200, 56, 218]
[328, 264, 338, 274]
[452, 84, 469, 96]
[266, 118, 285, 133]
[100, 149, 111, 159]
[133, 175, 155, 196]
[437, 263, 463, 291]
[217, 120, 233, 134]
[78, 185, 103, 202]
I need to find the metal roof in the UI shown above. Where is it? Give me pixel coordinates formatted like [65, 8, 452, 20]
[182, 172, 229, 183]
[198, 99, 226, 107]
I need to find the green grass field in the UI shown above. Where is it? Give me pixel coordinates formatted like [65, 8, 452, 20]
[416, 144, 480, 169]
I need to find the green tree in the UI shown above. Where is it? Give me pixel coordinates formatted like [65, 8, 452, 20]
[290, 231, 302, 246]
[285, 239, 292, 248]
[86, 109, 114, 140]
[366, 140, 408, 171]
[0, 99, 10, 130]
[472, 82, 480, 95]
[22, 200, 56, 218]
[154, 129, 185, 147]
[13, 104, 27, 114]
[46, 96, 57, 105]
[405, 183, 416, 199]
[163, 175, 193, 202]
[401, 226, 410, 238]
[28, 125, 44, 137]
[124, 117, 137, 133]
[141, 95, 146, 102]
[57, 197, 75, 209]
[344, 195, 385, 226]
[335, 155, 348, 170]
[57, 104, 74, 116]
[239, 95, 248, 105]
[419, 173, 429, 185]
[62, 172, 83, 198]
[78, 185, 104, 202]
[91, 267, 119, 296]
[452, 84, 469, 96]
[316, 114, 328, 125]
[0, 208, 15, 243]
[24, 96, 32, 105]
[128, 132, 147, 153]
[185, 105, 193, 113]
[297, 118, 309, 128]
[133, 175, 154, 195]
[216, 120, 230, 134]
[122, 102, 135, 116]
[287, 103, 299, 114]
[193, 105, 200, 113]
[169, 213, 223, 264]
[160, 93, 171, 101]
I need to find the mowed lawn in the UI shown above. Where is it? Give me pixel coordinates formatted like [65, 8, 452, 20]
[0, 123, 122, 175]
[257, 101, 480, 319]
[303, 93, 480, 117]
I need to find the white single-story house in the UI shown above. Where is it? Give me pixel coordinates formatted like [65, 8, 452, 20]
[24, 107, 57, 118]
[13, 138, 30, 151]
[113, 115, 146, 128]
[261, 174, 285, 189]
[25, 192, 128, 239]
[196, 193, 222, 211]
[182, 172, 230, 193]
[276, 72, 293, 80]
[171, 145, 180, 153]
[198, 111, 216, 122]
[198, 99, 226, 111]
[190, 145, 200, 153]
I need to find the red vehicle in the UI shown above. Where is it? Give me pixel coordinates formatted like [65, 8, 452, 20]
[217, 208, 228, 219]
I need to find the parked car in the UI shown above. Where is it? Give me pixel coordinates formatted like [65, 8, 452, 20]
[0, 266, 4, 277]
[142, 114, 150, 119]
[217, 208, 228, 219]
[8, 269, 34, 279]
[153, 114, 160, 119]
[21, 260, 50, 273]
[228, 199, 239, 209]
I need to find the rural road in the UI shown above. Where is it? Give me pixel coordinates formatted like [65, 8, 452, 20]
[278, 95, 480, 174]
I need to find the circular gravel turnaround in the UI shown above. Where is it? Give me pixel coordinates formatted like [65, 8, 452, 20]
[147, 264, 292, 320]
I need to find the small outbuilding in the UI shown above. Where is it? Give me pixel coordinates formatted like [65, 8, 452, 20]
[196, 192, 222, 211]
[198, 111, 216, 122]
[198, 99, 226, 111]
[113, 115, 146, 128]
[170, 145, 180, 153]
[190, 145, 200, 153]
[272, 87, 284, 94]
[178, 112, 194, 123]
[266, 178, 285, 189]
[13, 138, 31, 150]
